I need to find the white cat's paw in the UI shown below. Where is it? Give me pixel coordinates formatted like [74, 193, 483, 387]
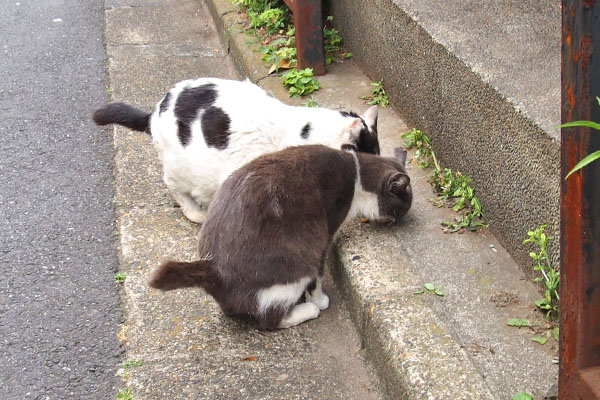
[182, 209, 206, 224]
[310, 293, 330, 311]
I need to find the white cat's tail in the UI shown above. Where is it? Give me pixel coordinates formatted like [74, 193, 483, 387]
[93, 102, 151, 134]
[148, 260, 221, 294]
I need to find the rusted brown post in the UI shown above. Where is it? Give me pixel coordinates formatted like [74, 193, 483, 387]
[560, 0, 600, 398]
[283, 0, 326, 75]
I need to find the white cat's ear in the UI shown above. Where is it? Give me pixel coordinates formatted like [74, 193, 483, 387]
[362, 106, 378, 129]
[346, 118, 363, 142]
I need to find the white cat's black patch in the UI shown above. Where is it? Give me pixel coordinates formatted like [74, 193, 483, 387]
[175, 84, 217, 146]
[300, 123, 311, 139]
[201, 106, 231, 149]
[159, 92, 171, 115]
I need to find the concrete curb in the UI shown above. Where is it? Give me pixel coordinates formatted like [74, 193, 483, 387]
[205, 1, 559, 399]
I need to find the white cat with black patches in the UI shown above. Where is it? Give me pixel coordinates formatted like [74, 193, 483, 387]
[93, 78, 380, 223]
[149, 145, 412, 330]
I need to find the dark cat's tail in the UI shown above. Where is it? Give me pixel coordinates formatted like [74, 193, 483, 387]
[148, 259, 220, 292]
[93, 102, 151, 134]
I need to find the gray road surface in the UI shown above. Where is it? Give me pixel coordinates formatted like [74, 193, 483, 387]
[0, 1, 122, 398]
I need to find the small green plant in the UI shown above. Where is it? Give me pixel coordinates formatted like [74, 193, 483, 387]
[115, 273, 126, 283]
[282, 68, 320, 97]
[506, 318, 531, 328]
[507, 317, 559, 346]
[121, 359, 143, 381]
[402, 129, 486, 232]
[401, 128, 434, 168]
[530, 331, 552, 345]
[260, 38, 297, 72]
[117, 388, 133, 400]
[123, 360, 143, 369]
[323, 16, 343, 65]
[559, 96, 600, 179]
[248, 7, 288, 34]
[530, 327, 559, 346]
[233, 0, 276, 13]
[511, 392, 534, 400]
[432, 168, 486, 232]
[523, 225, 559, 320]
[361, 79, 389, 107]
[414, 283, 445, 296]
[304, 96, 318, 107]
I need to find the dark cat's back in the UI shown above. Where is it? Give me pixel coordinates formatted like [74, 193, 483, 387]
[202, 145, 357, 286]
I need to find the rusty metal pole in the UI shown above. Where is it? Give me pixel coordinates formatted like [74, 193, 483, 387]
[283, 0, 326, 75]
[561, 0, 600, 398]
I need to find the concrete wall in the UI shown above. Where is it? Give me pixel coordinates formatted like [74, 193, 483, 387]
[326, 0, 560, 274]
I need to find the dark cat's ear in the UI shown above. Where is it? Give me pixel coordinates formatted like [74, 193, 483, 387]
[394, 147, 408, 167]
[388, 173, 410, 197]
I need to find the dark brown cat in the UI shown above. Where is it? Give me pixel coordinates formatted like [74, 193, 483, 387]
[149, 145, 412, 329]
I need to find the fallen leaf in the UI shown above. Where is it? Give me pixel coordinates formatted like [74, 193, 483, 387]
[507, 318, 531, 327]
[530, 335, 549, 345]
[242, 356, 258, 362]
[268, 59, 293, 75]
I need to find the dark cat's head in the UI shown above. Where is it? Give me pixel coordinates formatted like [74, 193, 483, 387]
[354, 147, 413, 223]
[340, 106, 380, 155]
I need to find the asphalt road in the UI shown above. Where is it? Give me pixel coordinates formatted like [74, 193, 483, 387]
[0, 1, 122, 399]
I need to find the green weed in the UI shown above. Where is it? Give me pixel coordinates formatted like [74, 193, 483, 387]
[248, 8, 288, 34]
[511, 392, 533, 400]
[234, 0, 281, 14]
[123, 360, 143, 369]
[401, 128, 486, 232]
[523, 225, 559, 320]
[304, 96, 318, 107]
[282, 68, 320, 97]
[506, 318, 531, 328]
[259, 38, 297, 72]
[400, 128, 434, 168]
[414, 282, 445, 296]
[323, 16, 343, 65]
[121, 359, 143, 381]
[116, 388, 132, 400]
[361, 79, 389, 107]
[115, 273, 126, 283]
[559, 96, 600, 178]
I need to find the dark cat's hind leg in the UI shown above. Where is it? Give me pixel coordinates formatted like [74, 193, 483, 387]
[305, 276, 329, 311]
[276, 303, 320, 329]
[255, 277, 321, 329]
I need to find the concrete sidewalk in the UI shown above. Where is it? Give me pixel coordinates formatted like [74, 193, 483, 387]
[103, 0, 558, 398]
[104, 0, 380, 398]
